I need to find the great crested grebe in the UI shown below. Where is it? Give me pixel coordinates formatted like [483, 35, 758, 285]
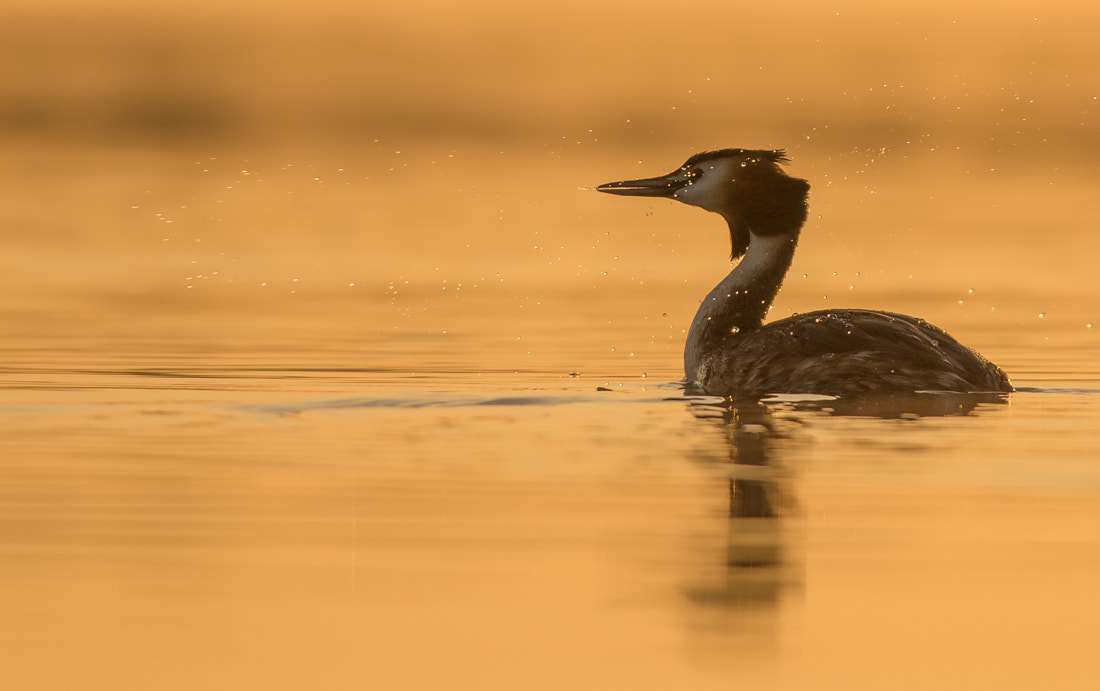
[597, 148, 1012, 398]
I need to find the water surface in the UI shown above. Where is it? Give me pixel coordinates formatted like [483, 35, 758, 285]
[3, 3, 1100, 689]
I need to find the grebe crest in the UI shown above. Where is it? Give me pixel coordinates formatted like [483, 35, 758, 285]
[596, 148, 1012, 398]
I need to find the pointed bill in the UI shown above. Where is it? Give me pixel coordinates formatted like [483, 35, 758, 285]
[595, 174, 682, 197]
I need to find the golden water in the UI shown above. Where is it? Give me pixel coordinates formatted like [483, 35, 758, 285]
[2, 3, 1100, 689]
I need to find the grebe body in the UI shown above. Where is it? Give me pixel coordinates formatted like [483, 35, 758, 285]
[596, 148, 1012, 398]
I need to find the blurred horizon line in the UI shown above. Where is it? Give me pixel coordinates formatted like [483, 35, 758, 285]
[3, 5, 1098, 158]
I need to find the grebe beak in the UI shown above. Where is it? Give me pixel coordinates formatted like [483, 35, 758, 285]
[596, 173, 680, 198]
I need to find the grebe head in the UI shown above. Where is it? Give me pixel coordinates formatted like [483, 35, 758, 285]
[597, 148, 810, 258]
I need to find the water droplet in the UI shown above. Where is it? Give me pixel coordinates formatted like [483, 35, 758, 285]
[1088, 323, 1094, 329]
[730, 326, 740, 334]
[1038, 312, 1046, 318]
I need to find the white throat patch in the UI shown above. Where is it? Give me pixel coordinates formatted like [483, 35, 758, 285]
[735, 232, 793, 277]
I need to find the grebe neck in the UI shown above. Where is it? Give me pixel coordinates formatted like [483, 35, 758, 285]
[684, 230, 799, 379]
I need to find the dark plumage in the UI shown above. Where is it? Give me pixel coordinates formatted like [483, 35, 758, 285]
[697, 310, 1009, 397]
[596, 149, 1013, 398]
